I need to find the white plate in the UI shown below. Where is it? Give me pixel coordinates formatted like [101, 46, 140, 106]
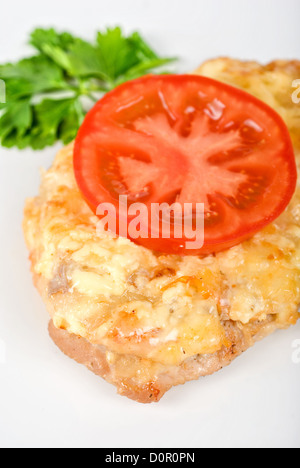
[0, 0, 299, 449]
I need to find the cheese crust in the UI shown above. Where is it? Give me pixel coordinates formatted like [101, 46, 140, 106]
[23, 58, 300, 402]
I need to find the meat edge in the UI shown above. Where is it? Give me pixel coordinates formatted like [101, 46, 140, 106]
[48, 317, 279, 404]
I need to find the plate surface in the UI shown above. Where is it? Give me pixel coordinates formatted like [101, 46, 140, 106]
[0, 0, 299, 448]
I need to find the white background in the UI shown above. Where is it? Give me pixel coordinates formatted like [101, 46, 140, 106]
[0, 0, 299, 449]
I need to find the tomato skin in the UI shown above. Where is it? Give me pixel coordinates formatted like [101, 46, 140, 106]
[74, 74, 297, 256]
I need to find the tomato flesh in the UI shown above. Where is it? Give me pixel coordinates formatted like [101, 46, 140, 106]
[74, 75, 297, 255]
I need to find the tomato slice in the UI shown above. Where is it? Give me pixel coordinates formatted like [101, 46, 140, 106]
[74, 74, 297, 255]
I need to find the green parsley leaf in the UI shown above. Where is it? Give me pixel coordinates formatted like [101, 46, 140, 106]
[0, 55, 67, 101]
[30, 28, 77, 52]
[96, 27, 140, 80]
[0, 27, 176, 150]
[0, 100, 32, 139]
[34, 97, 85, 145]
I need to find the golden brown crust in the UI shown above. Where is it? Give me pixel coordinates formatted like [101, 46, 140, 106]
[49, 320, 166, 403]
[48, 316, 277, 403]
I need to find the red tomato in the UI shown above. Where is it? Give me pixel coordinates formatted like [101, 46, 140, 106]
[74, 75, 297, 255]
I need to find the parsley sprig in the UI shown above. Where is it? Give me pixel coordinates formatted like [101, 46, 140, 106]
[0, 27, 176, 149]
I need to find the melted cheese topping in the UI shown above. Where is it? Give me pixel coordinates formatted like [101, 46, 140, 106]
[24, 59, 300, 368]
